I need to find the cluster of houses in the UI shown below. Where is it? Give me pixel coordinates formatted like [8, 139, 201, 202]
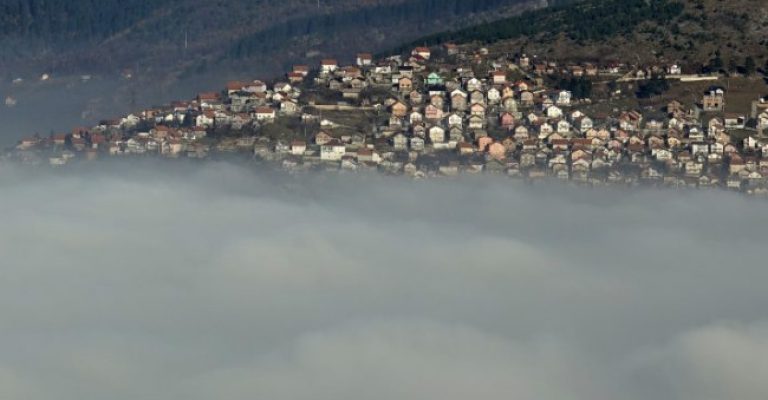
[9, 43, 768, 196]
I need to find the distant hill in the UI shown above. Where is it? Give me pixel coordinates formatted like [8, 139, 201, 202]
[0, 0, 551, 80]
[398, 0, 768, 72]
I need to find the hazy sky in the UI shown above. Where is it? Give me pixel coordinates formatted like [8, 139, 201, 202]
[0, 161, 766, 400]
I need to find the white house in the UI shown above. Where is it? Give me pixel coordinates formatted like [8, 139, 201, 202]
[556, 90, 572, 106]
[320, 140, 346, 161]
[546, 105, 563, 119]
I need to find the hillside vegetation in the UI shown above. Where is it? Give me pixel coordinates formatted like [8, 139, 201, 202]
[0, 0, 546, 79]
[0, 0, 171, 40]
[401, 0, 768, 71]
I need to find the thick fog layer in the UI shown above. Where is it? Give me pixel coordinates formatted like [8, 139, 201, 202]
[0, 162, 766, 400]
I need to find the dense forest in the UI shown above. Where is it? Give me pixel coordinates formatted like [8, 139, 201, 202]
[0, 0, 544, 76]
[395, 0, 684, 50]
[230, 0, 535, 59]
[0, 0, 174, 40]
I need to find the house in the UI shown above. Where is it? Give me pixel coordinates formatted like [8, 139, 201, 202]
[320, 59, 339, 73]
[281, 100, 300, 114]
[501, 97, 518, 113]
[290, 140, 307, 156]
[287, 72, 305, 83]
[457, 142, 474, 155]
[292, 65, 310, 76]
[451, 90, 468, 111]
[551, 139, 569, 151]
[391, 101, 408, 118]
[424, 104, 444, 121]
[356, 53, 373, 66]
[429, 95, 445, 109]
[491, 70, 507, 85]
[556, 90, 572, 106]
[466, 78, 483, 92]
[546, 105, 563, 119]
[439, 162, 460, 176]
[470, 90, 486, 106]
[245, 80, 268, 93]
[520, 152, 536, 168]
[412, 47, 431, 60]
[500, 136, 516, 151]
[502, 85, 515, 99]
[254, 107, 276, 122]
[618, 111, 642, 131]
[724, 114, 746, 130]
[487, 142, 506, 160]
[487, 87, 501, 104]
[320, 140, 346, 161]
[470, 103, 486, 117]
[398, 77, 413, 92]
[426, 72, 444, 86]
[575, 116, 593, 133]
[412, 123, 426, 137]
[517, 54, 530, 68]
[410, 136, 425, 151]
[468, 115, 485, 130]
[514, 125, 530, 140]
[357, 149, 381, 164]
[196, 111, 215, 127]
[404, 91, 421, 105]
[729, 155, 746, 174]
[477, 136, 493, 152]
[392, 133, 409, 150]
[500, 112, 515, 129]
[520, 91, 534, 106]
[448, 113, 463, 127]
[449, 126, 464, 142]
[409, 111, 424, 125]
[428, 126, 446, 143]
[691, 142, 710, 156]
[744, 136, 760, 150]
[702, 88, 725, 111]
[757, 111, 768, 133]
[314, 131, 334, 145]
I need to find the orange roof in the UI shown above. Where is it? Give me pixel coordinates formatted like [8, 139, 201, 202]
[198, 92, 220, 101]
[226, 81, 246, 91]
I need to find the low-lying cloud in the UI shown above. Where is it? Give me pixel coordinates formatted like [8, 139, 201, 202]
[0, 161, 766, 400]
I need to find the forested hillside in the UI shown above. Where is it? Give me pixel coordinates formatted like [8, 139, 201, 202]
[0, 0, 547, 80]
[0, 0, 172, 40]
[400, 0, 683, 47]
[399, 0, 768, 72]
[230, 0, 543, 59]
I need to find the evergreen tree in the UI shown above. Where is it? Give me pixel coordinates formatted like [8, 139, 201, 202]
[745, 56, 756, 76]
[709, 50, 724, 72]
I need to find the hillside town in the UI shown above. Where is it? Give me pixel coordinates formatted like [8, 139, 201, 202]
[8, 44, 768, 196]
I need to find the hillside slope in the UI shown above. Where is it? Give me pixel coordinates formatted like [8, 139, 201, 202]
[401, 0, 768, 72]
[0, 0, 550, 80]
